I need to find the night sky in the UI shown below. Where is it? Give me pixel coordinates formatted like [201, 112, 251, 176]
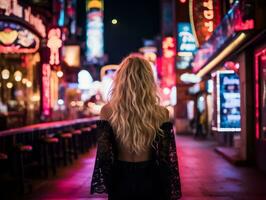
[104, 0, 161, 64]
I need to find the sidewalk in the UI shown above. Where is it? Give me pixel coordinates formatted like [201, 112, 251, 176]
[177, 136, 266, 200]
[23, 135, 266, 200]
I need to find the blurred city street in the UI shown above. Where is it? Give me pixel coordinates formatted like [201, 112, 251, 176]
[1, 0, 266, 199]
[21, 135, 266, 200]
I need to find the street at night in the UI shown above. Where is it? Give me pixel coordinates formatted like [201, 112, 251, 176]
[1, 0, 266, 199]
[16, 136, 266, 200]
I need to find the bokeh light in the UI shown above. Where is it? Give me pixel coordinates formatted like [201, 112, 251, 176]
[112, 19, 118, 24]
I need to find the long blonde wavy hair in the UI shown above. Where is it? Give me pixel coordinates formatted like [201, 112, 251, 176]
[109, 55, 167, 154]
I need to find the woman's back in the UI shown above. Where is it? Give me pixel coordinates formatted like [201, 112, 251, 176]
[100, 103, 169, 162]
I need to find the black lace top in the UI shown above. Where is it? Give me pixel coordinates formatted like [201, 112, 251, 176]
[90, 120, 182, 200]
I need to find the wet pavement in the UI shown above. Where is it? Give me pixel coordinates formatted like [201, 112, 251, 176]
[23, 135, 266, 200]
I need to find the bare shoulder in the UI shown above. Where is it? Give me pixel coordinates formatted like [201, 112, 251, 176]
[157, 105, 170, 122]
[100, 103, 112, 120]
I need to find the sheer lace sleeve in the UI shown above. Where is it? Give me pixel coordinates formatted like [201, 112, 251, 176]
[157, 122, 182, 200]
[90, 120, 115, 194]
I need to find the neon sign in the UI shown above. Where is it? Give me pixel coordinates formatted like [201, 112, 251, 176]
[47, 28, 62, 66]
[0, 0, 46, 38]
[177, 22, 197, 69]
[192, 1, 254, 73]
[189, 0, 221, 46]
[177, 23, 197, 53]
[0, 21, 40, 53]
[42, 64, 51, 116]
[162, 37, 176, 87]
[86, 0, 104, 63]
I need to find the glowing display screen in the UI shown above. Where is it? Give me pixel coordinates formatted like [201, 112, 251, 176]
[217, 71, 241, 131]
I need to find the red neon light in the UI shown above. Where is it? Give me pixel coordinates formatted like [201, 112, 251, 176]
[42, 64, 51, 116]
[47, 28, 62, 66]
[234, 8, 254, 31]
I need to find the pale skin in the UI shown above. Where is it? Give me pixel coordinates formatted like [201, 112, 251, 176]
[100, 103, 169, 162]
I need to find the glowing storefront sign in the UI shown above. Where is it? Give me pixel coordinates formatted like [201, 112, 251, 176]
[86, 0, 104, 63]
[0, 21, 40, 53]
[189, 0, 221, 46]
[177, 23, 197, 53]
[177, 22, 197, 69]
[162, 37, 176, 87]
[0, 0, 46, 38]
[47, 28, 62, 66]
[217, 71, 241, 132]
[42, 64, 51, 116]
[192, 1, 254, 74]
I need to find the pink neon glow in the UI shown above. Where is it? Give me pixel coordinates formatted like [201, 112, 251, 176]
[224, 61, 240, 74]
[47, 28, 62, 66]
[42, 64, 51, 116]
[254, 49, 266, 140]
[255, 53, 259, 139]
[234, 8, 254, 31]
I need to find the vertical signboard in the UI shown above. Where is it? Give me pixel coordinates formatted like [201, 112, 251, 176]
[176, 22, 197, 69]
[162, 37, 176, 87]
[217, 71, 241, 131]
[189, 0, 221, 46]
[86, 0, 104, 63]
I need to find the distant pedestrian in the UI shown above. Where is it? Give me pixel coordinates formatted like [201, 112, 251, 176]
[90, 55, 182, 199]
